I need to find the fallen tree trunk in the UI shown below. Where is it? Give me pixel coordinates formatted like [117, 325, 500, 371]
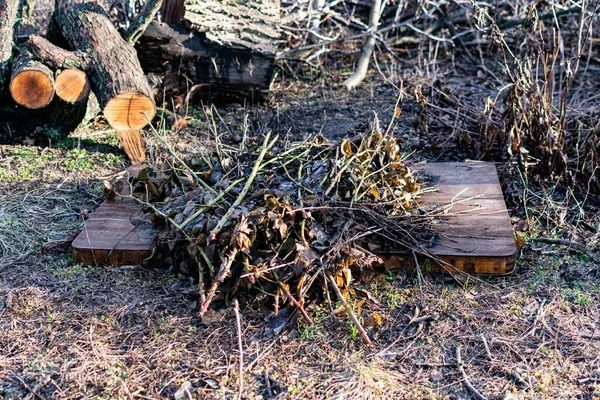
[137, 0, 280, 103]
[10, 48, 55, 109]
[26, 1, 156, 163]
[0, 0, 22, 100]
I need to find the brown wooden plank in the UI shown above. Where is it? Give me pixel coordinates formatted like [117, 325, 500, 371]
[382, 161, 518, 275]
[72, 162, 517, 274]
[72, 197, 156, 266]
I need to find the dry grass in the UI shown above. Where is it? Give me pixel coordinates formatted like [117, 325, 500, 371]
[1, 80, 599, 399]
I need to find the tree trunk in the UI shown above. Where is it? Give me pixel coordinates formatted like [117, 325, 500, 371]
[9, 48, 55, 109]
[159, 0, 183, 23]
[0, 0, 21, 100]
[137, 0, 280, 103]
[26, 1, 156, 164]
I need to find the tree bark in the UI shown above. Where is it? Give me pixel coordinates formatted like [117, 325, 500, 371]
[136, 22, 276, 103]
[159, 0, 183, 23]
[0, 0, 21, 100]
[182, 0, 279, 56]
[9, 48, 55, 109]
[26, 1, 156, 163]
[138, 0, 279, 103]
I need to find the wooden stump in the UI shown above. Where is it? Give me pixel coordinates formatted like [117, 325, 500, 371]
[26, 1, 156, 163]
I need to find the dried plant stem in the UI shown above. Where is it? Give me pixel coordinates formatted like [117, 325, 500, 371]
[233, 299, 244, 400]
[342, 0, 383, 90]
[200, 247, 239, 315]
[321, 268, 337, 321]
[209, 132, 277, 241]
[179, 177, 245, 230]
[274, 273, 314, 325]
[9, 372, 44, 400]
[325, 271, 372, 345]
[531, 238, 599, 263]
[456, 345, 488, 400]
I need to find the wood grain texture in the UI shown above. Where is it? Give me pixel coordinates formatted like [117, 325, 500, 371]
[72, 197, 156, 266]
[381, 162, 518, 275]
[10, 49, 55, 109]
[55, 68, 90, 103]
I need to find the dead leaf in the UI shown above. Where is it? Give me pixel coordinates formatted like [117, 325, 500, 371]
[173, 117, 189, 131]
[341, 138, 354, 156]
[201, 309, 224, 325]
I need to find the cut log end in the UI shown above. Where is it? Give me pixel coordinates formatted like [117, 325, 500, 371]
[116, 129, 146, 165]
[10, 70, 54, 109]
[55, 68, 90, 103]
[103, 91, 156, 131]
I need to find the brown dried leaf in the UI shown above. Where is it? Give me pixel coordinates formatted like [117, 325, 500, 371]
[173, 117, 189, 131]
[369, 186, 380, 200]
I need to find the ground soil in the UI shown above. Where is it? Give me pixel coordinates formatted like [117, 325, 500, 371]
[1, 50, 600, 400]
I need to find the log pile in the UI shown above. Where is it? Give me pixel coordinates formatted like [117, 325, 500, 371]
[0, 0, 280, 163]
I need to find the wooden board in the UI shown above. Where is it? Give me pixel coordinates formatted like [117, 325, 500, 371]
[381, 161, 517, 275]
[72, 197, 157, 266]
[72, 162, 518, 273]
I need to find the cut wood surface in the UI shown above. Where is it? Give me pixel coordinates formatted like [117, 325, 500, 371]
[0, 0, 20, 99]
[26, 1, 156, 162]
[10, 49, 55, 109]
[55, 68, 90, 103]
[381, 162, 518, 275]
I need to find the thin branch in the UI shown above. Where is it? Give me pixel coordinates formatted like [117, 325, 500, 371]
[531, 238, 599, 263]
[209, 132, 277, 241]
[325, 270, 372, 344]
[456, 346, 488, 400]
[342, 0, 384, 90]
[124, 0, 164, 44]
[233, 299, 244, 400]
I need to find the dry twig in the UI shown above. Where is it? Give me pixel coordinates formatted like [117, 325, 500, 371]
[456, 346, 487, 400]
[233, 299, 244, 400]
[325, 270, 372, 344]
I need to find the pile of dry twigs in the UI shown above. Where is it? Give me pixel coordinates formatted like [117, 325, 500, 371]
[105, 112, 428, 342]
